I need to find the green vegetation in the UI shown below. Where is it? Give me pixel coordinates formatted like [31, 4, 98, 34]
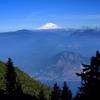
[0, 58, 72, 100]
[75, 51, 100, 100]
[3, 50, 100, 100]
[16, 68, 51, 98]
[0, 61, 50, 99]
[0, 61, 6, 90]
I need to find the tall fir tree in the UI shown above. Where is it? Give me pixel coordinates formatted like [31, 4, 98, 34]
[5, 58, 17, 96]
[61, 81, 72, 100]
[75, 51, 100, 100]
[51, 83, 61, 100]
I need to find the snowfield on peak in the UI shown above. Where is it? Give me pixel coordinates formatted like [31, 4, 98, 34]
[38, 23, 61, 29]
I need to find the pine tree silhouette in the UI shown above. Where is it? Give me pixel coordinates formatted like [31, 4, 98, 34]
[5, 58, 17, 96]
[61, 81, 72, 100]
[51, 83, 61, 100]
[75, 50, 100, 100]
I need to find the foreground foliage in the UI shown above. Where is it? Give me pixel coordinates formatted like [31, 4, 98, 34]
[75, 51, 100, 100]
[1, 50, 100, 100]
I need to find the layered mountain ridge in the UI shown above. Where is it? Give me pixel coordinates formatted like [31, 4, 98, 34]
[0, 28, 99, 83]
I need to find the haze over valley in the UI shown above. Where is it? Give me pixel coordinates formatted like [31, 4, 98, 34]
[0, 27, 99, 83]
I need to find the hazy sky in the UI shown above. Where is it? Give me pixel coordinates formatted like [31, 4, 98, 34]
[0, 0, 100, 31]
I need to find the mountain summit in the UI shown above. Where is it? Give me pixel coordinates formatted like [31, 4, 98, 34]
[38, 23, 61, 29]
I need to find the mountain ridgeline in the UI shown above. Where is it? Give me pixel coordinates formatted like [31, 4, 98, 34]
[0, 28, 99, 83]
[36, 51, 87, 81]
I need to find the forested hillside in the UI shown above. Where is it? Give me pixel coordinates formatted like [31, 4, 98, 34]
[0, 60, 50, 99]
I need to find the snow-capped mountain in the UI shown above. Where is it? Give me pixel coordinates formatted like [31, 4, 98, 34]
[38, 23, 61, 29]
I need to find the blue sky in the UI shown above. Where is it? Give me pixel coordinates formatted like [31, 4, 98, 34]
[0, 0, 100, 31]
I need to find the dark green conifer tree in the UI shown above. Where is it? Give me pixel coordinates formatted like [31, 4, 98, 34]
[75, 50, 100, 100]
[61, 81, 72, 100]
[51, 83, 61, 100]
[5, 58, 17, 96]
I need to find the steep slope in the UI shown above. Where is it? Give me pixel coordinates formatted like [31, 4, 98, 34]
[0, 61, 50, 98]
[35, 51, 88, 81]
[34, 51, 87, 95]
